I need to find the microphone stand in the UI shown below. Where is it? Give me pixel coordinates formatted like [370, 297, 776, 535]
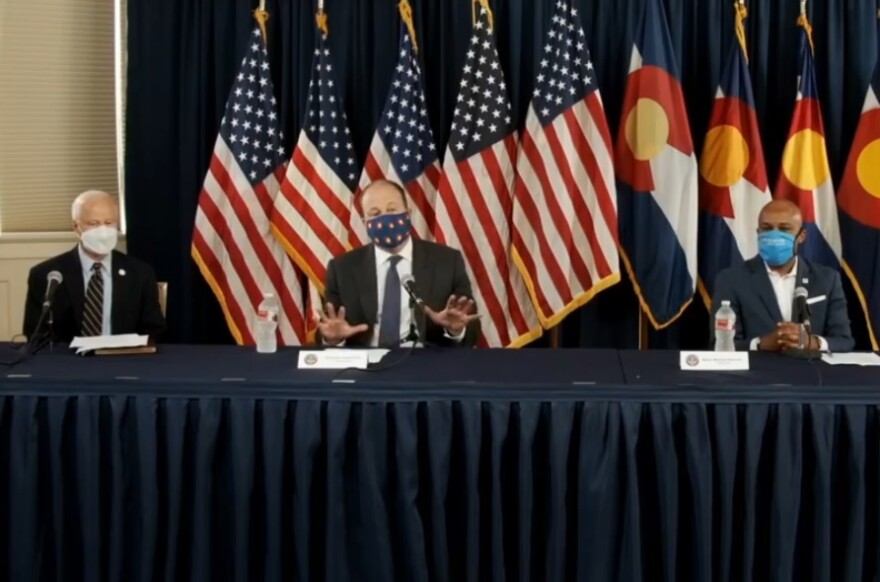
[404, 297, 421, 346]
[47, 309, 55, 353]
[27, 302, 55, 355]
[0, 306, 52, 365]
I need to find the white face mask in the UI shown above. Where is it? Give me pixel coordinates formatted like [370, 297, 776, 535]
[80, 225, 118, 255]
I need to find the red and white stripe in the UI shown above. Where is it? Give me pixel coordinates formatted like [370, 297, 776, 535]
[513, 97, 620, 326]
[269, 134, 355, 291]
[434, 136, 542, 348]
[355, 138, 441, 243]
[193, 138, 307, 345]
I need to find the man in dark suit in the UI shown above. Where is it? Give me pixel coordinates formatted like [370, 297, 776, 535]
[318, 180, 480, 347]
[712, 199, 854, 353]
[23, 190, 166, 343]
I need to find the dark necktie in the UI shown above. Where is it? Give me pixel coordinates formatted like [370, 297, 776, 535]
[378, 255, 403, 347]
[82, 263, 104, 336]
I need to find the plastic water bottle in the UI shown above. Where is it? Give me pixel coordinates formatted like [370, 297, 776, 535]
[714, 300, 736, 352]
[255, 292, 279, 354]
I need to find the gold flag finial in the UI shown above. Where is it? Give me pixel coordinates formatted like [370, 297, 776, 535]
[398, 0, 419, 53]
[254, 0, 269, 42]
[734, 1, 749, 62]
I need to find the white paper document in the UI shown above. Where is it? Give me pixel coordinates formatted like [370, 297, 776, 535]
[297, 349, 370, 370]
[680, 351, 750, 371]
[70, 334, 150, 354]
[820, 353, 880, 366]
[366, 349, 390, 364]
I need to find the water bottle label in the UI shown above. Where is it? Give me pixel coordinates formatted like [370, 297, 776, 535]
[257, 309, 278, 322]
[715, 319, 735, 331]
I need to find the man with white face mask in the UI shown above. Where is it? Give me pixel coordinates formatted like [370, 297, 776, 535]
[23, 190, 166, 343]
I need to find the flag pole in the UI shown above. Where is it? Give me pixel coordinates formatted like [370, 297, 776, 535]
[638, 311, 649, 350]
[550, 326, 561, 348]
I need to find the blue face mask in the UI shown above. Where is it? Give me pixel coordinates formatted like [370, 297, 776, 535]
[758, 230, 798, 267]
[366, 211, 412, 249]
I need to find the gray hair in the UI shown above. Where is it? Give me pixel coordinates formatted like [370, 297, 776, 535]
[71, 190, 117, 221]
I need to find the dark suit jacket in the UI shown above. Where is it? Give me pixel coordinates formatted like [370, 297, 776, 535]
[23, 247, 166, 343]
[324, 240, 480, 347]
[712, 256, 854, 352]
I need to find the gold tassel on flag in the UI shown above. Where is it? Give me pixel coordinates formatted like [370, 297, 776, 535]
[734, 0, 749, 62]
[254, 0, 269, 43]
[472, 0, 494, 31]
[478, 0, 494, 31]
[398, 0, 419, 53]
[797, 0, 815, 54]
[316, 0, 329, 37]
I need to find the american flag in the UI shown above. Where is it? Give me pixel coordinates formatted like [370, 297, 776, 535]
[512, 0, 620, 328]
[192, 27, 307, 345]
[270, 17, 358, 293]
[355, 26, 440, 242]
[434, 5, 542, 348]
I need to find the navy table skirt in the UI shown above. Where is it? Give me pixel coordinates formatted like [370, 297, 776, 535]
[1, 345, 878, 582]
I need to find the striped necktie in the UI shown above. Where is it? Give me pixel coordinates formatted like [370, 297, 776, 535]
[82, 263, 104, 336]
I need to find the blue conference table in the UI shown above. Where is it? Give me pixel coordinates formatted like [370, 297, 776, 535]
[0, 345, 878, 582]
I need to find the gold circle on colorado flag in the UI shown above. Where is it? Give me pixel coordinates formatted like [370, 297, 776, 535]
[699, 125, 750, 187]
[781, 129, 830, 190]
[856, 138, 880, 199]
[625, 98, 669, 161]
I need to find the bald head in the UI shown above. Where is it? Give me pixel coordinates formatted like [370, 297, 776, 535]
[758, 199, 803, 234]
[71, 190, 119, 232]
[360, 180, 408, 219]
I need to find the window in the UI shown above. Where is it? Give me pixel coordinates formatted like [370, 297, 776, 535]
[0, 0, 126, 234]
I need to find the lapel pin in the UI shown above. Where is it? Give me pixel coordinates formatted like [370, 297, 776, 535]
[118, 269, 126, 277]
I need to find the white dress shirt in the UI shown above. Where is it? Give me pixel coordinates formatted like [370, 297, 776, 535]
[78, 245, 113, 336]
[749, 259, 828, 351]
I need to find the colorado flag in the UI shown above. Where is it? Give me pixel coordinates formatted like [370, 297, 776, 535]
[839, 13, 880, 350]
[615, 0, 698, 328]
[774, 14, 841, 268]
[698, 3, 770, 308]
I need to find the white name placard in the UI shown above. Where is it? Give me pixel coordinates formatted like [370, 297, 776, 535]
[680, 351, 750, 371]
[297, 349, 369, 370]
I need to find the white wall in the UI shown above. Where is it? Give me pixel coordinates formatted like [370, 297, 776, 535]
[0, 234, 126, 341]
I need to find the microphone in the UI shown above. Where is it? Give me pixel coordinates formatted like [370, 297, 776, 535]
[794, 286, 811, 326]
[400, 274, 425, 308]
[42, 271, 63, 311]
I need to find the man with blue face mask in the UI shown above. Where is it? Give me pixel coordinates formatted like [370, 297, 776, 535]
[712, 199, 854, 353]
[319, 180, 480, 347]
[22, 190, 166, 343]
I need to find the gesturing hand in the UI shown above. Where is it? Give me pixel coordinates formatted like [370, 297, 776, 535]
[424, 295, 478, 335]
[315, 303, 368, 345]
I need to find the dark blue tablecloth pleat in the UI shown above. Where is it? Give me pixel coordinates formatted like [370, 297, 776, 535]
[2, 357, 880, 581]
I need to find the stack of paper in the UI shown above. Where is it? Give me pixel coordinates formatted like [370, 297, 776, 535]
[70, 334, 150, 355]
[820, 353, 880, 366]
